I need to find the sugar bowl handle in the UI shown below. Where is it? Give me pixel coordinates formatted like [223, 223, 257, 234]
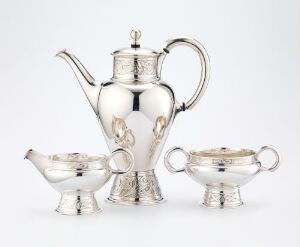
[158, 38, 210, 112]
[164, 146, 190, 173]
[108, 148, 134, 175]
[255, 146, 280, 172]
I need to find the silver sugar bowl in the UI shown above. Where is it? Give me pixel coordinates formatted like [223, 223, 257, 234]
[164, 146, 280, 208]
[25, 148, 133, 215]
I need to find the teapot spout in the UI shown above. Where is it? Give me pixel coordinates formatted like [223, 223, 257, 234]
[56, 50, 101, 115]
[24, 149, 52, 176]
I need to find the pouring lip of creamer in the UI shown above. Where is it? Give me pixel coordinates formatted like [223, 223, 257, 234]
[164, 145, 280, 208]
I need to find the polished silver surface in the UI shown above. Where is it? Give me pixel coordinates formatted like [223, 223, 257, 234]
[56, 30, 210, 205]
[158, 37, 210, 110]
[25, 148, 133, 215]
[107, 170, 165, 205]
[165, 146, 280, 208]
[130, 29, 141, 47]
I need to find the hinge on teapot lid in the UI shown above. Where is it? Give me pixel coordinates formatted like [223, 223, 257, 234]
[130, 29, 141, 48]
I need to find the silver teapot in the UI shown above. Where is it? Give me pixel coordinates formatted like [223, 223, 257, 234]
[56, 30, 210, 205]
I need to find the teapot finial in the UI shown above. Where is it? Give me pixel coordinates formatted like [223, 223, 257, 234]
[130, 29, 141, 48]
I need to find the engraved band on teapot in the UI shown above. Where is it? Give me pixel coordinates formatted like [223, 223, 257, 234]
[113, 57, 158, 81]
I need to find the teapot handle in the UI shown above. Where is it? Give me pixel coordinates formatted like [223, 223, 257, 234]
[158, 38, 210, 112]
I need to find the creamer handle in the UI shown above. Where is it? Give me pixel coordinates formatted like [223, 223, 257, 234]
[164, 146, 190, 173]
[255, 145, 280, 172]
[108, 148, 134, 175]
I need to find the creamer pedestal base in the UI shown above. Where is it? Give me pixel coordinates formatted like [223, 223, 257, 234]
[56, 191, 101, 215]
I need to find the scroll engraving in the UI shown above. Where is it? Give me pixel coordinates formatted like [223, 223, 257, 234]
[114, 57, 157, 77]
[110, 171, 162, 199]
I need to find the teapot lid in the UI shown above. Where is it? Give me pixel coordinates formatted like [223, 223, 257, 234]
[112, 29, 160, 57]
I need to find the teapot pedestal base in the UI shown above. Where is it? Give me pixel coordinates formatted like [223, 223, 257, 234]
[56, 191, 101, 215]
[202, 186, 243, 208]
[107, 170, 165, 205]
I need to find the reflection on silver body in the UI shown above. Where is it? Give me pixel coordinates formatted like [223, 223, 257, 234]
[56, 30, 210, 205]
[24, 148, 133, 215]
[164, 146, 280, 208]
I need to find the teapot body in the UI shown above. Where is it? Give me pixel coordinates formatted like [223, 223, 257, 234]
[98, 79, 176, 172]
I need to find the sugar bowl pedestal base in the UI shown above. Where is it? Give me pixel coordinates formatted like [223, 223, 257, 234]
[107, 170, 165, 205]
[56, 191, 101, 216]
[202, 186, 243, 208]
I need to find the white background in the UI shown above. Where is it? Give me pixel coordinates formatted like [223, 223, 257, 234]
[0, 0, 299, 246]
